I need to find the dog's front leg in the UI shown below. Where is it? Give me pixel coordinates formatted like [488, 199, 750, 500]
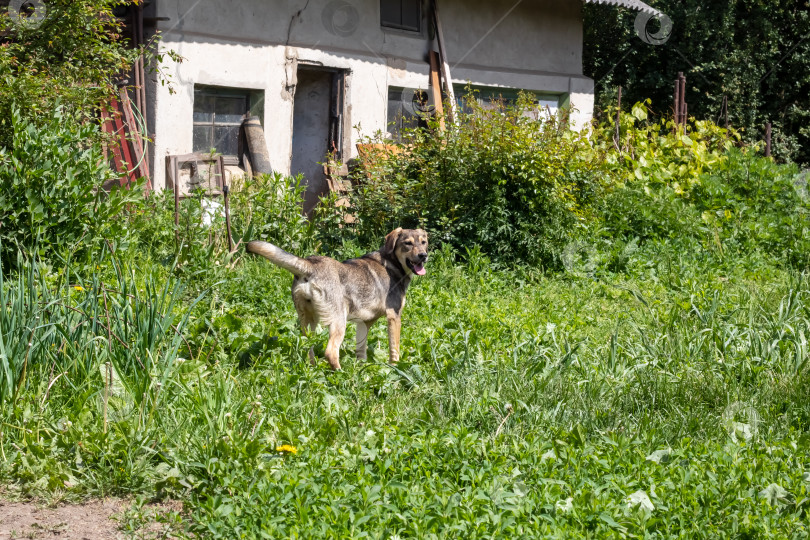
[386, 315, 401, 364]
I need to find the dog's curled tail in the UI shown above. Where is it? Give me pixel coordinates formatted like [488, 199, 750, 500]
[246, 241, 314, 277]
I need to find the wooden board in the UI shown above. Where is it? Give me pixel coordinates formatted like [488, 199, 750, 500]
[428, 51, 446, 132]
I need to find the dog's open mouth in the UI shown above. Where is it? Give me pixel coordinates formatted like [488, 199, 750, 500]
[407, 259, 427, 276]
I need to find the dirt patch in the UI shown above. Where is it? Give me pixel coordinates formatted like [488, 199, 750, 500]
[0, 498, 182, 540]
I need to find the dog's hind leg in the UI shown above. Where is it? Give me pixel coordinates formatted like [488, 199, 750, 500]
[325, 322, 346, 370]
[297, 309, 317, 365]
[355, 321, 372, 361]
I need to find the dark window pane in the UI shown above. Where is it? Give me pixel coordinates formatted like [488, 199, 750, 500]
[387, 87, 402, 119]
[193, 125, 213, 153]
[387, 87, 403, 137]
[193, 110, 213, 123]
[214, 96, 247, 124]
[213, 125, 240, 156]
[193, 94, 215, 123]
[387, 87, 425, 140]
[400, 0, 420, 31]
[194, 86, 257, 155]
[380, 0, 401, 27]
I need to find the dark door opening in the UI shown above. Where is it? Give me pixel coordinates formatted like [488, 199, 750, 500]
[291, 67, 346, 213]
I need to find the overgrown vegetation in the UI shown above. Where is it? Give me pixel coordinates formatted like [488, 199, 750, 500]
[348, 94, 607, 268]
[0, 108, 144, 267]
[349, 96, 809, 271]
[3, 237, 810, 537]
[584, 0, 810, 164]
[2, 13, 809, 533]
[0, 0, 160, 267]
[0, 0, 146, 149]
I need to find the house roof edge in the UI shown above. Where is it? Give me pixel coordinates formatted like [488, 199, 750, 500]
[584, 0, 661, 16]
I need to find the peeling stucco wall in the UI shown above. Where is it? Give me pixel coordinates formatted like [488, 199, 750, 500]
[146, 0, 594, 190]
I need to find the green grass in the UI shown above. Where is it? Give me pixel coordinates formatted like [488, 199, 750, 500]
[2, 242, 810, 538]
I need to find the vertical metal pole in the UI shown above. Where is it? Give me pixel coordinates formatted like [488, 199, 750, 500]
[678, 73, 686, 125]
[168, 155, 179, 249]
[218, 155, 234, 253]
[765, 122, 772, 157]
[223, 184, 234, 253]
[722, 95, 729, 129]
[673, 77, 680, 132]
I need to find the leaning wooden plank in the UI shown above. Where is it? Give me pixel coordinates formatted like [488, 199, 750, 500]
[432, 0, 457, 122]
[100, 106, 128, 187]
[109, 98, 138, 187]
[119, 87, 151, 191]
[428, 51, 446, 132]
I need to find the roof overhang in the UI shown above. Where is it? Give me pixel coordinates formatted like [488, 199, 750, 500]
[584, 0, 661, 16]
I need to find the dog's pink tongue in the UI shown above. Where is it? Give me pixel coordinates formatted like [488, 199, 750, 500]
[414, 263, 426, 276]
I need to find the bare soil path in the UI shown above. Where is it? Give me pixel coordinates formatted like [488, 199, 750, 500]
[0, 498, 181, 540]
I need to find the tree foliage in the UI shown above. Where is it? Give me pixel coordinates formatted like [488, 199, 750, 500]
[584, 0, 810, 164]
[0, 0, 149, 265]
[0, 0, 142, 148]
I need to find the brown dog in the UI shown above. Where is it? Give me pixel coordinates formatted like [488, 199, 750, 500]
[246, 228, 428, 370]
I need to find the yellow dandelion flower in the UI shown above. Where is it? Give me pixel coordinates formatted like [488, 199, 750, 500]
[73, 285, 84, 292]
[276, 444, 298, 454]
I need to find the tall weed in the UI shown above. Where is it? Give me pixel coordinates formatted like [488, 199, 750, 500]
[0, 245, 200, 411]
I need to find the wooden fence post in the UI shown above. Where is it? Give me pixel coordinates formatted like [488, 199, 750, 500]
[765, 122, 772, 157]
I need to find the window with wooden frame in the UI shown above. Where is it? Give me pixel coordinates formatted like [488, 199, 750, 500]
[380, 0, 421, 32]
[192, 86, 263, 156]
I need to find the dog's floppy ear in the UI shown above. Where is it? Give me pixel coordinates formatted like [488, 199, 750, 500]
[382, 227, 403, 256]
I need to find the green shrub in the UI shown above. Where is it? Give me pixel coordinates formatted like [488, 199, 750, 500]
[348, 93, 613, 268]
[595, 103, 809, 267]
[694, 149, 809, 265]
[0, 0, 146, 149]
[0, 107, 143, 267]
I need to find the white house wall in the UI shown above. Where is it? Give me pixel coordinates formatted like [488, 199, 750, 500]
[146, 0, 594, 190]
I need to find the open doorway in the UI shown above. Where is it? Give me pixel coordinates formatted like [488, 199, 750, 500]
[291, 66, 346, 213]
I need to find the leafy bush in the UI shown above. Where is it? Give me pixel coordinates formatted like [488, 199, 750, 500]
[348, 93, 612, 268]
[595, 103, 809, 267]
[0, 0, 144, 149]
[0, 108, 143, 267]
[599, 100, 737, 189]
[229, 172, 318, 254]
